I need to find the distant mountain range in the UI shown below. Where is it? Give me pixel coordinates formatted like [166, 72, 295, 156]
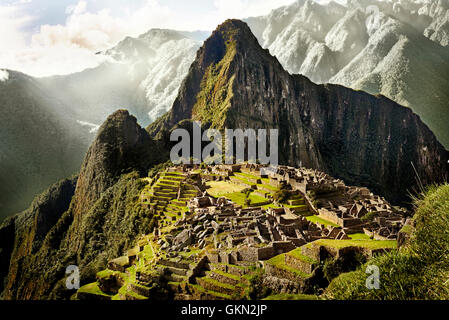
[0, 0, 448, 220]
[244, 0, 449, 149]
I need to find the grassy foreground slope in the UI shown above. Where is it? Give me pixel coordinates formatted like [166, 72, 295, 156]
[325, 184, 449, 300]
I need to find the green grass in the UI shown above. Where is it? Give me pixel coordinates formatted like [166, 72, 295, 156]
[234, 172, 261, 180]
[212, 269, 241, 281]
[261, 203, 282, 209]
[348, 233, 372, 240]
[201, 277, 236, 290]
[312, 239, 397, 250]
[257, 183, 279, 192]
[400, 224, 413, 234]
[231, 175, 256, 186]
[306, 216, 340, 228]
[190, 284, 232, 300]
[225, 192, 247, 206]
[287, 249, 318, 264]
[117, 284, 148, 300]
[247, 193, 270, 206]
[266, 254, 312, 278]
[326, 184, 449, 300]
[206, 181, 246, 196]
[138, 244, 154, 261]
[78, 283, 111, 298]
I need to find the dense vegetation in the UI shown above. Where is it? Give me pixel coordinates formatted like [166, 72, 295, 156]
[325, 184, 449, 300]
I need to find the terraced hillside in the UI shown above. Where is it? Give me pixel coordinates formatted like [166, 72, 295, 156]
[74, 164, 403, 300]
[140, 171, 200, 228]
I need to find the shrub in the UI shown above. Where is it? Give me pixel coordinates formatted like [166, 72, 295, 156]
[325, 184, 449, 300]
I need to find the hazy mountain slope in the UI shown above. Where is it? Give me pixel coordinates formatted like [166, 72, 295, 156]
[245, 0, 449, 148]
[0, 71, 92, 220]
[41, 29, 207, 127]
[149, 19, 448, 205]
[0, 30, 205, 221]
[1, 110, 168, 300]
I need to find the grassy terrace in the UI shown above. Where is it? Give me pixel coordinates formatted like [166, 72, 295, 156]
[266, 254, 312, 279]
[206, 181, 246, 196]
[206, 180, 271, 208]
[310, 239, 397, 250]
[212, 269, 241, 282]
[231, 175, 256, 186]
[348, 233, 372, 240]
[306, 215, 340, 228]
[190, 284, 232, 300]
[287, 248, 318, 265]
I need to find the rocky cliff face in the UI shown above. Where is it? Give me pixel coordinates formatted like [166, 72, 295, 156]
[245, 0, 449, 149]
[149, 19, 448, 205]
[1, 110, 168, 300]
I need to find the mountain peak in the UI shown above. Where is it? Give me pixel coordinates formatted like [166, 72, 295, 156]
[71, 109, 165, 221]
[196, 19, 261, 68]
[214, 19, 255, 40]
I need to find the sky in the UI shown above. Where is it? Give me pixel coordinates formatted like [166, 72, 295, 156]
[0, 0, 344, 77]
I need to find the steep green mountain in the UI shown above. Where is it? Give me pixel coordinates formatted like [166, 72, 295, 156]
[0, 110, 168, 300]
[149, 19, 448, 205]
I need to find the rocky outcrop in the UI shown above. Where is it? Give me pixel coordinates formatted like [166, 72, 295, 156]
[149, 19, 448, 205]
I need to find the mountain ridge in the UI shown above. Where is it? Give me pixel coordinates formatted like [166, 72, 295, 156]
[148, 19, 448, 205]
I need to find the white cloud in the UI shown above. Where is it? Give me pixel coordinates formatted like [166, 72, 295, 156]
[0, 0, 340, 77]
[77, 120, 100, 133]
[0, 0, 173, 77]
[0, 69, 9, 82]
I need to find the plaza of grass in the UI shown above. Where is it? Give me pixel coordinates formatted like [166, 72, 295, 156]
[76, 168, 397, 300]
